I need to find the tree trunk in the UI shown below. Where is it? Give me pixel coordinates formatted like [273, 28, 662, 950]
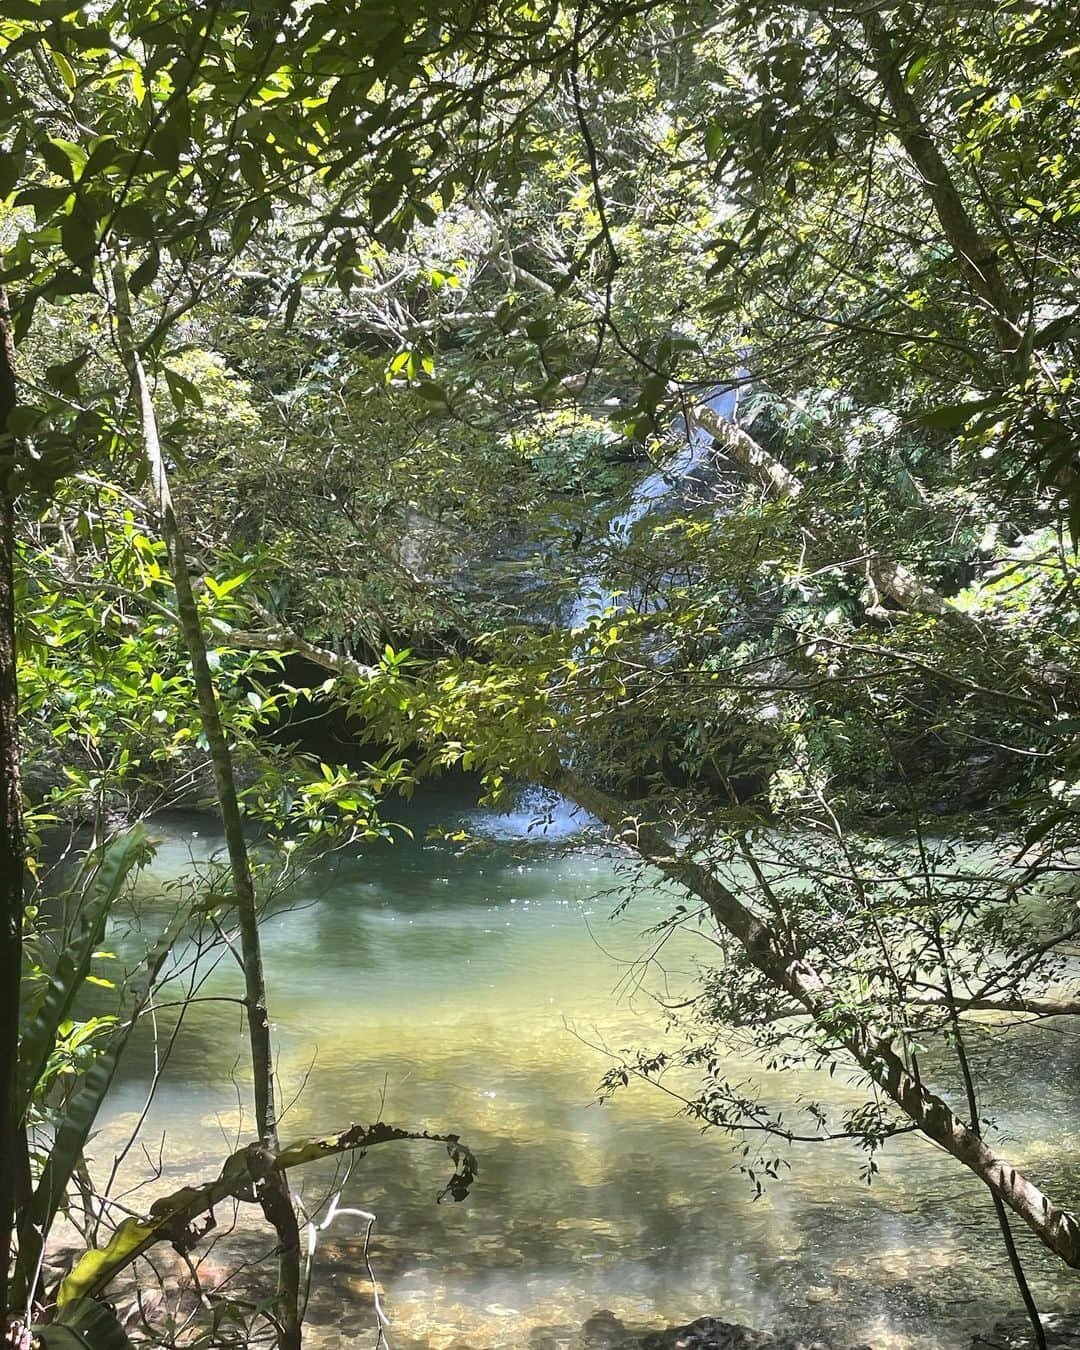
[545, 764, 1080, 1269]
[111, 261, 301, 1345]
[859, 12, 1021, 346]
[0, 289, 23, 1323]
[111, 262, 278, 1149]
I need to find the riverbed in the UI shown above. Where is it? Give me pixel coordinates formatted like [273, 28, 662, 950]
[93, 785, 1080, 1349]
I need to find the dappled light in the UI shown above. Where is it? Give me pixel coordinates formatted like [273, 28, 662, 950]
[3, 2, 1080, 1347]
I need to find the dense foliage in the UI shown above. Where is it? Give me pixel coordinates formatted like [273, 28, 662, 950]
[2, 0, 1080, 1346]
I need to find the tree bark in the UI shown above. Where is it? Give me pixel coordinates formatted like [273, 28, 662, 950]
[112, 261, 302, 1344]
[111, 261, 278, 1150]
[544, 764, 1080, 1269]
[0, 288, 23, 1323]
[859, 12, 1021, 346]
[247, 1146, 302, 1350]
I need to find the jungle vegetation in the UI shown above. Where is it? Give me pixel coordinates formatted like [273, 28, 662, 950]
[1, 0, 1080, 1346]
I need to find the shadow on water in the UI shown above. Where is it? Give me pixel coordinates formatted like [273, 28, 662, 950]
[91, 787, 1080, 1350]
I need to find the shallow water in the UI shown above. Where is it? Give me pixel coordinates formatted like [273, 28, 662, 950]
[91, 786, 1080, 1348]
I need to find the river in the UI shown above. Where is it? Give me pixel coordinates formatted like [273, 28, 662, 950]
[93, 784, 1080, 1349]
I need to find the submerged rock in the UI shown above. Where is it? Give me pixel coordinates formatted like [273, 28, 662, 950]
[972, 1312, 1080, 1348]
[640, 1316, 841, 1349]
[548, 1312, 849, 1350]
[581, 1310, 639, 1348]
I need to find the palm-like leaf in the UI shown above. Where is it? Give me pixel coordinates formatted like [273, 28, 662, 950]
[14, 905, 188, 1300]
[36, 1298, 132, 1349]
[18, 825, 148, 1118]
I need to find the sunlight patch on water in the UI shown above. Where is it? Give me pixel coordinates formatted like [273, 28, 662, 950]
[86, 798, 1080, 1349]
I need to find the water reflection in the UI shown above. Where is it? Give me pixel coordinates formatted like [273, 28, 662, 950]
[89, 793, 1080, 1349]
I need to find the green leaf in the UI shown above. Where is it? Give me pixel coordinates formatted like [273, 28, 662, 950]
[18, 826, 147, 1117]
[148, 119, 184, 172]
[58, 1217, 162, 1309]
[61, 208, 98, 269]
[82, 136, 122, 180]
[111, 200, 157, 241]
[704, 123, 726, 160]
[369, 180, 401, 226]
[0, 149, 24, 199]
[1035, 313, 1080, 348]
[48, 137, 89, 181]
[11, 292, 38, 343]
[163, 367, 203, 412]
[205, 573, 248, 599]
[37, 1299, 133, 1350]
[44, 268, 97, 301]
[706, 239, 739, 275]
[129, 247, 160, 296]
[45, 348, 91, 399]
[15, 904, 188, 1298]
[919, 396, 1002, 430]
[905, 53, 931, 87]
[47, 47, 78, 93]
[1020, 806, 1064, 852]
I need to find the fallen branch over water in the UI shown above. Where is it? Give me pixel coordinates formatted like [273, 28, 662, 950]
[57, 1124, 477, 1307]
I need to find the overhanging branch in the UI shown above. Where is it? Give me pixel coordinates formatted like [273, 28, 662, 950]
[58, 1124, 476, 1306]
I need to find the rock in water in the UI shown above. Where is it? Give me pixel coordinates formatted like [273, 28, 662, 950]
[640, 1318, 840, 1350]
[582, 1310, 639, 1348]
[972, 1312, 1080, 1348]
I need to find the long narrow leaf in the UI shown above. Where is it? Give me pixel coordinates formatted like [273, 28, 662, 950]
[36, 1298, 133, 1349]
[59, 1125, 476, 1304]
[19, 825, 148, 1116]
[15, 907, 187, 1299]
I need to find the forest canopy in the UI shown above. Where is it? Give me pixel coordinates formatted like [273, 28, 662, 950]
[1, 1, 1079, 1347]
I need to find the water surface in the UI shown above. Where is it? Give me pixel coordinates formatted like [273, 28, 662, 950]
[94, 787, 1080, 1348]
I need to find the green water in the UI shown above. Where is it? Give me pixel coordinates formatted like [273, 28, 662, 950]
[94, 787, 1080, 1349]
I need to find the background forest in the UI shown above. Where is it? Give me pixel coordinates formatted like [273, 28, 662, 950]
[2, 1, 1080, 1347]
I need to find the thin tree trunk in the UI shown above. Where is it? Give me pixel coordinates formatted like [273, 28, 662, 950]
[545, 764, 1080, 1269]
[111, 263, 300, 1347]
[0, 288, 23, 1324]
[933, 929, 1047, 1350]
[111, 261, 277, 1146]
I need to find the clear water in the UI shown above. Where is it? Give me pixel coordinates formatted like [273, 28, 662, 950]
[91, 786, 1080, 1349]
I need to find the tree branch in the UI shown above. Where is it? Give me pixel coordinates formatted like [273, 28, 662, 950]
[542, 763, 1080, 1269]
[57, 1125, 477, 1307]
